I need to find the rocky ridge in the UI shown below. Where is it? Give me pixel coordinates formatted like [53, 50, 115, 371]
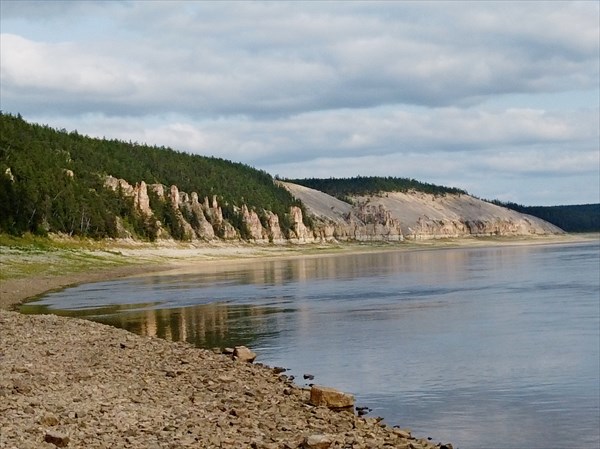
[0, 310, 452, 449]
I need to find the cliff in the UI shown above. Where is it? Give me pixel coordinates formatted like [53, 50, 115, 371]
[103, 176, 563, 243]
[280, 182, 563, 240]
[104, 176, 283, 243]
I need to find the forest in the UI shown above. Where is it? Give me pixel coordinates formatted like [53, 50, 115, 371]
[0, 112, 300, 239]
[288, 176, 468, 202]
[2, 112, 597, 241]
[490, 201, 599, 233]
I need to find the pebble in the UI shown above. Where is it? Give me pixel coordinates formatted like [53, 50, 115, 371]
[0, 310, 452, 449]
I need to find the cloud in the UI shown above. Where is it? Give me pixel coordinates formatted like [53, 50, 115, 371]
[1, 1, 598, 205]
[2, 2, 598, 117]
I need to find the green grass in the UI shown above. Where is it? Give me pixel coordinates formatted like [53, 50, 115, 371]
[0, 233, 135, 281]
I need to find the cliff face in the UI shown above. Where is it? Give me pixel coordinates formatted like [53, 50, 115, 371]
[280, 182, 563, 241]
[105, 176, 254, 241]
[104, 176, 562, 243]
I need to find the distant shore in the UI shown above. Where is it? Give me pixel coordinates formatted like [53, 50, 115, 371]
[1, 233, 596, 311]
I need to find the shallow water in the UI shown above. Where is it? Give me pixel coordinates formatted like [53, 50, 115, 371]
[23, 242, 600, 449]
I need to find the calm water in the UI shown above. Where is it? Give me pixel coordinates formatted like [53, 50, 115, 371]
[22, 242, 600, 449]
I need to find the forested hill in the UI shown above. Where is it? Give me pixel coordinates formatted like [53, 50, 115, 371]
[490, 201, 600, 233]
[0, 112, 299, 239]
[288, 176, 467, 202]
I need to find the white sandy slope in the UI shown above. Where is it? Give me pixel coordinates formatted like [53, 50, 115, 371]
[280, 182, 563, 238]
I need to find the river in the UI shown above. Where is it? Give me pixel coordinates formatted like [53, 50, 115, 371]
[22, 241, 600, 449]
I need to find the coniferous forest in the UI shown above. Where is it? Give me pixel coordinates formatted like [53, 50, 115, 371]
[290, 176, 467, 202]
[0, 112, 300, 239]
[490, 201, 600, 233]
[1, 112, 598, 240]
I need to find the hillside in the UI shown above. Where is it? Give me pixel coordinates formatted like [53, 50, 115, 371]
[1, 113, 566, 243]
[0, 112, 301, 240]
[280, 182, 563, 240]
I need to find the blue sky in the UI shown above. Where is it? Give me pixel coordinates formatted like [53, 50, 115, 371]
[1, 1, 598, 205]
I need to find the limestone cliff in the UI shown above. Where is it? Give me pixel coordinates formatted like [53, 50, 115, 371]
[280, 181, 563, 241]
[104, 175, 562, 243]
[104, 176, 280, 242]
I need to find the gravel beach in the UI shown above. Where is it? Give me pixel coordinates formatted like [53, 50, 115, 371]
[2, 235, 595, 448]
[0, 310, 451, 449]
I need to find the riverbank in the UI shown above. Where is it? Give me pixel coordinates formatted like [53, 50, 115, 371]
[2, 233, 596, 311]
[1, 234, 597, 449]
[1, 308, 455, 449]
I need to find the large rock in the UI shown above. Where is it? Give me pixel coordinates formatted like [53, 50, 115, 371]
[133, 181, 152, 216]
[265, 211, 285, 243]
[309, 385, 354, 409]
[233, 346, 257, 363]
[185, 192, 216, 240]
[44, 431, 70, 447]
[203, 195, 238, 239]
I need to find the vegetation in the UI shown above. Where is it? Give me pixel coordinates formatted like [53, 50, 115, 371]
[0, 112, 300, 239]
[288, 176, 467, 202]
[490, 200, 600, 232]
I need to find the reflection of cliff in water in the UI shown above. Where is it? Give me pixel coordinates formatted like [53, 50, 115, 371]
[21, 245, 536, 351]
[95, 302, 289, 350]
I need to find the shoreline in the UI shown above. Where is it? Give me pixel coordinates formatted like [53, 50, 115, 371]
[1, 233, 597, 449]
[1, 233, 597, 311]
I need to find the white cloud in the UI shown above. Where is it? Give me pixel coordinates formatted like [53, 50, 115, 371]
[1, 1, 598, 205]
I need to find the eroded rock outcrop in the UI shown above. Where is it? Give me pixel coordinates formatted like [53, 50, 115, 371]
[289, 206, 315, 243]
[241, 205, 267, 242]
[280, 181, 563, 241]
[265, 211, 285, 243]
[185, 193, 215, 240]
[280, 183, 404, 242]
[203, 195, 238, 240]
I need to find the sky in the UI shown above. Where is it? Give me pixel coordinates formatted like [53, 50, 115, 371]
[1, 1, 599, 206]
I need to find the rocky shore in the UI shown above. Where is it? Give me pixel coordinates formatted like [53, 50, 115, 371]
[0, 310, 453, 449]
[3, 234, 595, 448]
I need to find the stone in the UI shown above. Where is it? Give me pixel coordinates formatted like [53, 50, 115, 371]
[265, 211, 284, 243]
[44, 430, 70, 447]
[309, 385, 354, 409]
[393, 428, 412, 439]
[133, 181, 152, 216]
[233, 346, 257, 363]
[0, 309, 455, 449]
[40, 413, 59, 426]
[303, 433, 333, 449]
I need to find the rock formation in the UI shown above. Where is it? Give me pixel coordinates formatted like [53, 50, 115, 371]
[104, 175, 562, 243]
[289, 206, 315, 243]
[241, 205, 267, 242]
[185, 193, 215, 240]
[265, 211, 285, 243]
[203, 196, 238, 240]
[280, 181, 563, 241]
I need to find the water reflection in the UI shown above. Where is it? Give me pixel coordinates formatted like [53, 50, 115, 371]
[21, 243, 600, 449]
[22, 248, 499, 349]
